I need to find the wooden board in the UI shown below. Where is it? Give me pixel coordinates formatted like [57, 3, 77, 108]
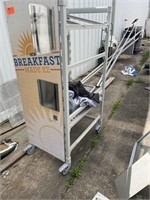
[0, 121, 12, 135]
[0, 122, 25, 136]
[105, 77, 115, 88]
[0, 126, 28, 172]
[0, 124, 26, 142]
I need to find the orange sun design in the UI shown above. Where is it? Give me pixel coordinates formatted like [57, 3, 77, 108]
[18, 31, 34, 56]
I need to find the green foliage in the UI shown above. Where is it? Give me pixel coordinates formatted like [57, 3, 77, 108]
[126, 78, 135, 87]
[109, 100, 121, 118]
[134, 78, 145, 83]
[90, 134, 102, 149]
[140, 51, 150, 66]
[126, 78, 145, 87]
[66, 155, 88, 189]
[69, 167, 81, 179]
[79, 156, 88, 168]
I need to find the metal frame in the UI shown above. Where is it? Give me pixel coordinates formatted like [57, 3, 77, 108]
[89, 21, 142, 88]
[128, 131, 150, 168]
[58, 0, 111, 174]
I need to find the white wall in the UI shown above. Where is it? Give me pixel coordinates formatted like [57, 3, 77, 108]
[0, 1, 16, 85]
[113, 0, 149, 41]
[67, 0, 112, 80]
[0, 0, 149, 83]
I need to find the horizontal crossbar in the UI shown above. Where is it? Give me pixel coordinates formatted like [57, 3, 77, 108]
[67, 6, 111, 14]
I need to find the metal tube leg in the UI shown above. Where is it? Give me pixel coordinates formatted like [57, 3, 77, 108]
[100, 6, 112, 126]
[58, 0, 71, 175]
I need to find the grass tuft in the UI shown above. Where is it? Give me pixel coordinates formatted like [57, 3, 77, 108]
[66, 155, 88, 189]
[126, 78, 135, 87]
[90, 134, 102, 149]
[140, 51, 150, 66]
[134, 78, 145, 83]
[109, 100, 121, 119]
[79, 156, 88, 168]
[126, 78, 145, 87]
[69, 167, 81, 179]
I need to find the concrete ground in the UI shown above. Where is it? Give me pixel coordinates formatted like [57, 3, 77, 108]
[0, 40, 150, 199]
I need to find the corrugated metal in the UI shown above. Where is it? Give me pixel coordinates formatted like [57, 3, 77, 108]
[113, 0, 149, 41]
[0, 1, 16, 85]
[67, 0, 113, 80]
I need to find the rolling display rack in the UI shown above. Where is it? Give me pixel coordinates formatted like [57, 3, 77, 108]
[4, 0, 111, 175]
[59, 1, 111, 174]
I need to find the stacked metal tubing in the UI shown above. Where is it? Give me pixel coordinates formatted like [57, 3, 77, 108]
[70, 21, 142, 122]
[81, 24, 142, 87]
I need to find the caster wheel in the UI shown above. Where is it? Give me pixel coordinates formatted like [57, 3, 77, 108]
[61, 166, 70, 176]
[59, 163, 71, 175]
[95, 124, 101, 134]
[26, 145, 36, 155]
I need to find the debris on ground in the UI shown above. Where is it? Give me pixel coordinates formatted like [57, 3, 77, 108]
[144, 86, 150, 91]
[0, 139, 18, 160]
[121, 65, 138, 76]
[1, 170, 10, 179]
[92, 192, 110, 200]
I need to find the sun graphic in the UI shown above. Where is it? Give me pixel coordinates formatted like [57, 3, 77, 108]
[18, 31, 34, 56]
[25, 106, 65, 161]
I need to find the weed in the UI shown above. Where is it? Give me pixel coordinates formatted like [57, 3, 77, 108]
[65, 133, 103, 189]
[109, 100, 121, 119]
[79, 156, 88, 168]
[126, 78, 145, 87]
[134, 78, 145, 83]
[66, 167, 81, 189]
[140, 51, 150, 66]
[69, 167, 81, 178]
[90, 134, 102, 149]
[126, 78, 135, 87]
[90, 138, 98, 149]
[66, 155, 88, 189]
[66, 177, 74, 189]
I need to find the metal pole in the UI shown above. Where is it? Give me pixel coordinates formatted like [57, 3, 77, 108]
[96, 23, 135, 87]
[68, 7, 109, 14]
[68, 52, 105, 69]
[107, 19, 138, 70]
[106, 30, 142, 77]
[100, 6, 112, 126]
[96, 28, 142, 87]
[59, 0, 71, 167]
[148, 0, 150, 18]
[107, 24, 135, 68]
[111, 0, 116, 35]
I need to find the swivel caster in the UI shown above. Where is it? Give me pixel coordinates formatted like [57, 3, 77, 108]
[95, 124, 101, 134]
[59, 163, 71, 175]
[24, 144, 36, 155]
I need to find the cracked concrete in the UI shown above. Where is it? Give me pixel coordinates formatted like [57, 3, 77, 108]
[0, 40, 150, 200]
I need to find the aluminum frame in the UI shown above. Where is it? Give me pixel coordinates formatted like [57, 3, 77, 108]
[58, 0, 111, 174]
[128, 131, 150, 168]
